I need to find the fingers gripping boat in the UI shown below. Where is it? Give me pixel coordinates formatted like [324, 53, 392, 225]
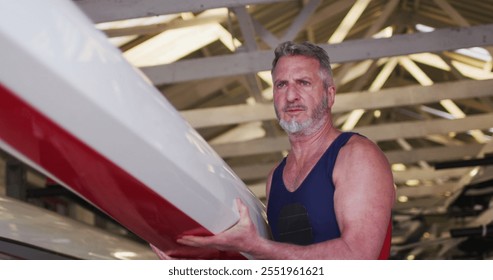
[0, 0, 269, 259]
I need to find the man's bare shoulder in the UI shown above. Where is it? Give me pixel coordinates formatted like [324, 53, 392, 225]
[334, 133, 395, 202]
[335, 133, 393, 183]
[341, 133, 386, 159]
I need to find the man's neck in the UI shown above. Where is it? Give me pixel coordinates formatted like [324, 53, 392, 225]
[287, 122, 339, 162]
[282, 123, 339, 191]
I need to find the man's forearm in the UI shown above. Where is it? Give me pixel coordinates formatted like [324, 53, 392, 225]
[245, 237, 362, 260]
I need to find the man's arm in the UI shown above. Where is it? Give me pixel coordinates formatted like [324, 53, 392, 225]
[178, 136, 395, 259]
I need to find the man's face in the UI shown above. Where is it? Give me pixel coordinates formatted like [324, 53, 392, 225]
[272, 55, 330, 135]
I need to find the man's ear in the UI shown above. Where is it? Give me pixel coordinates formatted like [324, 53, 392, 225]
[327, 85, 336, 108]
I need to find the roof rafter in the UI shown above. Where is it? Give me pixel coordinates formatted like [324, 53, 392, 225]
[234, 143, 493, 183]
[142, 24, 493, 85]
[181, 79, 493, 128]
[76, 0, 291, 23]
[212, 112, 493, 157]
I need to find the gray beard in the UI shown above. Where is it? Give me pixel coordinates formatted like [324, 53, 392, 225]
[278, 96, 328, 136]
[279, 118, 313, 134]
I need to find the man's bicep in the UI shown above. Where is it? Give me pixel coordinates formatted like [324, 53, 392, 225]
[332, 141, 394, 257]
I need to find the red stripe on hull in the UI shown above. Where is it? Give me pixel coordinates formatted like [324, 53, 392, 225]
[0, 83, 244, 259]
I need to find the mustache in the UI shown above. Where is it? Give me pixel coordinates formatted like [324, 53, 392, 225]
[283, 104, 307, 112]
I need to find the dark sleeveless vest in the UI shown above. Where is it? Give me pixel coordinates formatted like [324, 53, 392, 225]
[267, 132, 392, 259]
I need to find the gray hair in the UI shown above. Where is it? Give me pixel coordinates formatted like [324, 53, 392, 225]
[271, 41, 334, 89]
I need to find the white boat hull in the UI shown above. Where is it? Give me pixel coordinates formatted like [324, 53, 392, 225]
[0, 0, 269, 259]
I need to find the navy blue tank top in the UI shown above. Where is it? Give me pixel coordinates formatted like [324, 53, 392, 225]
[267, 132, 355, 245]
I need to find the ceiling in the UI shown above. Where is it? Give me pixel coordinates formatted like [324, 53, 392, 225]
[2, 0, 493, 259]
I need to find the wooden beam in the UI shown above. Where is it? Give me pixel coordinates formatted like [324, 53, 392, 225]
[385, 144, 486, 165]
[141, 24, 493, 85]
[232, 7, 258, 51]
[181, 79, 493, 128]
[280, 0, 321, 42]
[213, 112, 493, 157]
[306, 0, 356, 27]
[76, 0, 290, 23]
[392, 168, 470, 183]
[396, 183, 456, 199]
[103, 14, 227, 37]
[356, 113, 493, 142]
[234, 143, 490, 181]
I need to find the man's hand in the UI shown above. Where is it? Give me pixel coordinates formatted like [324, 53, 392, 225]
[177, 198, 258, 254]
